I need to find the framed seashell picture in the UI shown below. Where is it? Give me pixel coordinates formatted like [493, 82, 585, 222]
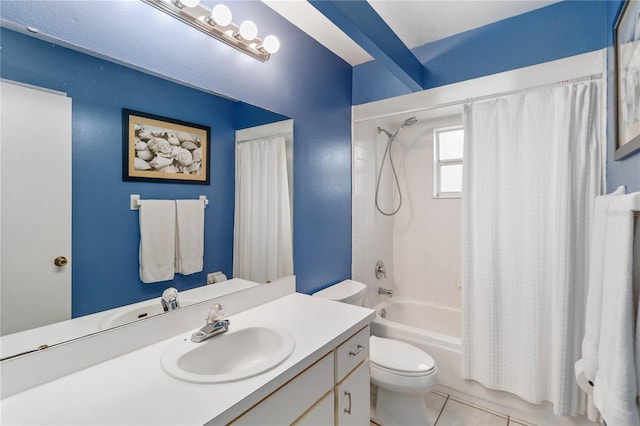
[123, 109, 211, 184]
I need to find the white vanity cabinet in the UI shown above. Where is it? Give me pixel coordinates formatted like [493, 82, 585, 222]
[334, 326, 370, 425]
[230, 325, 371, 426]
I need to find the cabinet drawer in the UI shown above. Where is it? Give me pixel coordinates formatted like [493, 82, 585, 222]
[231, 352, 334, 426]
[335, 325, 369, 383]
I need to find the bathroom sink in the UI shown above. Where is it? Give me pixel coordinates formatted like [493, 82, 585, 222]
[100, 299, 197, 329]
[161, 324, 295, 383]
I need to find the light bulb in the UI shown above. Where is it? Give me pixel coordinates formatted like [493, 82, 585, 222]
[262, 35, 280, 54]
[210, 4, 232, 26]
[178, 0, 200, 7]
[239, 20, 258, 40]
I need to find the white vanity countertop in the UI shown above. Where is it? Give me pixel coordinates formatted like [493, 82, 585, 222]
[0, 293, 375, 425]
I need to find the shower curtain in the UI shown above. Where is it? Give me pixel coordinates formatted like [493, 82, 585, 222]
[233, 136, 293, 283]
[462, 81, 603, 415]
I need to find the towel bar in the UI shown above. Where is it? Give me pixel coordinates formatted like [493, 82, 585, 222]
[130, 194, 208, 210]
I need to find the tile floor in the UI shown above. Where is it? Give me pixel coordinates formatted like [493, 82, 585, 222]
[371, 389, 535, 426]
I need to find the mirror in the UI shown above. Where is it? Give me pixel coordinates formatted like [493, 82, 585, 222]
[0, 25, 293, 359]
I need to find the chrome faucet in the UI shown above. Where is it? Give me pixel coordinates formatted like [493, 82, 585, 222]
[378, 287, 393, 296]
[191, 303, 230, 343]
[161, 287, 180, 312]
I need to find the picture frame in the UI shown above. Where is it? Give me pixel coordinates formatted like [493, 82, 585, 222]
[123, 109, 211, 184]
[614, 0, 640, 160]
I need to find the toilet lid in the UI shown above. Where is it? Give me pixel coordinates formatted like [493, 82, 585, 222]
[370, 336, 435, 374]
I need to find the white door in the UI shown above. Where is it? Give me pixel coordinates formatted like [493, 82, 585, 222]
[1, 81, 72, 336]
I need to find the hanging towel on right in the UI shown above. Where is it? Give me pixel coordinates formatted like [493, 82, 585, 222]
[593, 192, 640, 426]
[175, 199, 205, 275]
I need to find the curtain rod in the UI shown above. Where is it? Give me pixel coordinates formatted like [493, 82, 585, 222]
[354, 72, 603, 124]
[236, 133, 290, 143]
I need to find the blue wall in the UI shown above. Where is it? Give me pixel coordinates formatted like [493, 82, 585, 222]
[235, 103, 290, 130]
[354, 0, 638, 192]
[1, 5, 353, 315]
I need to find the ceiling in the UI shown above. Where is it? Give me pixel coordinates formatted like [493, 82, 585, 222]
[262, 0, 559, 66]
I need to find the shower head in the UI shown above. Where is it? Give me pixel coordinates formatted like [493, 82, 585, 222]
[402, 117, 418, 127]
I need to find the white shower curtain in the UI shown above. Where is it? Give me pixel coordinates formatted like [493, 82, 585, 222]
[233, 136, 293, 283]
[462, 81, 603, 415]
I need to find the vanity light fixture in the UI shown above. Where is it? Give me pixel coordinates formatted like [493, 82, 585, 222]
[141, 0, 280, 62]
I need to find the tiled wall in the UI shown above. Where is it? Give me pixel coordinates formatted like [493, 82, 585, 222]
[353, 116, 462, 310]
[352, 125, 394, 307]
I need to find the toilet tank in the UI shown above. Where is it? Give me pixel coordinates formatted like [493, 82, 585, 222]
[312, 280, 367, 306]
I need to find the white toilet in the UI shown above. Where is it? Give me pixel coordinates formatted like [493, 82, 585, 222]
[313, 280, 439, 425]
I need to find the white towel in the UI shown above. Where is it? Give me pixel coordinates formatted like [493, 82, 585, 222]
[581, 185, 626, 381]
[139, 200, 176, 283]
[175, 199, 204, 275]
[593, 192, 640, 426]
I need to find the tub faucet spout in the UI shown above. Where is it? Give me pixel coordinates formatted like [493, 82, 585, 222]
[378, 287, 393, 296]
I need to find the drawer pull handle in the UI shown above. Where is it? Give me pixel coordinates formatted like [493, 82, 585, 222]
[349, 344, 364, 356]
[344, 391, 352, 414]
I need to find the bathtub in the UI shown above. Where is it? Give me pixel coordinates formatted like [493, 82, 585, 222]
[370, 299, 586, 425]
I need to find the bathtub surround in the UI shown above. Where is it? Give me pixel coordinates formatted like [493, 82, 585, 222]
[392, 116, 462, 309]
[462, 80, 604, 415]
[352, 114, 463, 309]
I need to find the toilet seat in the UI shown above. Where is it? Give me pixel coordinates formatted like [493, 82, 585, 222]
[369, 336, 438, 394]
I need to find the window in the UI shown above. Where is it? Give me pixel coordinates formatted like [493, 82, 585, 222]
[434, 126, 463, 198]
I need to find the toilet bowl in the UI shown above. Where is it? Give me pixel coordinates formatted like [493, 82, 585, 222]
[313, 280, 439, 425]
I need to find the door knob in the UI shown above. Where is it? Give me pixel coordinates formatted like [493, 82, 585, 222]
[54, 256, 68, 267]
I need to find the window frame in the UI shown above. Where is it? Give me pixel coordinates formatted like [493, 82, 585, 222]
[433, 125, 463, 199]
